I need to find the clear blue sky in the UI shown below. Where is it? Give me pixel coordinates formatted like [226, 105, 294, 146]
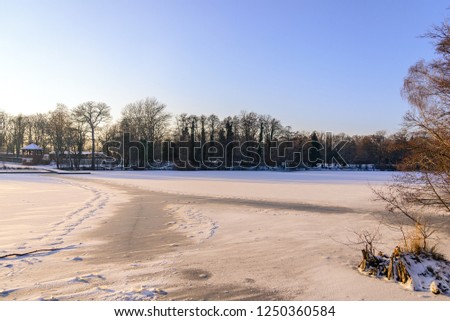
[0, 0, 448, 134]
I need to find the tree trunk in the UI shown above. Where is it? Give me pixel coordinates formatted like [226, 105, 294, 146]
[68, 149, 73, 170]
[91, 127, 95, 170]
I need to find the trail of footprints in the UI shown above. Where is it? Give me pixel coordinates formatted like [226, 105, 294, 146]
[167, 205, 219, 243]
[0, 178, 109, 280]
[27, 178, 108, 248]
[0, 179, 175, 300]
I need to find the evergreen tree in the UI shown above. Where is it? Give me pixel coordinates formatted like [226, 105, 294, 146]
[308, 132, 322, 167]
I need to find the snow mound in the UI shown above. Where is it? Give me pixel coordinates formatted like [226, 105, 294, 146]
[359, 250, 450, 295]
[403, 253, 450, 294]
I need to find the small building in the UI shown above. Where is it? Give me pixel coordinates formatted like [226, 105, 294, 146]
[21, 143, 44, 165]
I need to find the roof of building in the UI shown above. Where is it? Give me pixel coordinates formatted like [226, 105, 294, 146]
[22, 143, 43, 150]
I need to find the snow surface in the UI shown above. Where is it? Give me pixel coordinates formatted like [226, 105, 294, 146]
[0, 171, 448, 301]
[93, 169, 396, 183]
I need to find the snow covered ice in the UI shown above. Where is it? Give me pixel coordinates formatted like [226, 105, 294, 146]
[0, 171, 449, 300]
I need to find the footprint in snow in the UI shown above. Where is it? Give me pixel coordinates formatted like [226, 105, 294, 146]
[72, 274, 105, 283]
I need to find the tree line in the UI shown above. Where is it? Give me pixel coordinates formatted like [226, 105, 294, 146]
[0, 97, 416, 170]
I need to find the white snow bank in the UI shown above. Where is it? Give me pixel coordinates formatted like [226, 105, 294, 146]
[404, 253, 450, 294]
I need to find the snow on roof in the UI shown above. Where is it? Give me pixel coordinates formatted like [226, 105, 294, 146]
[48, 151, 108, 156]
[22, 143, 43, 150]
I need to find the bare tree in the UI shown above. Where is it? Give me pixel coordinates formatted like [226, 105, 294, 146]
[0, 111, 7, 153]
[30, 113, 49, 151]
[72, 116, 88, 170]
[48, 104, 71, 168]
[260, 114, 282, 142]
[374, 21, 450, 253]
[206, 114, 220, 142]
[1, 112, 15, 154]
[200, 115, 206, 148]
[121, 97, 171, 142]
[11, 114, 27, 156]
[238, 111, 259, 141]
[73, 101, 111, 169]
